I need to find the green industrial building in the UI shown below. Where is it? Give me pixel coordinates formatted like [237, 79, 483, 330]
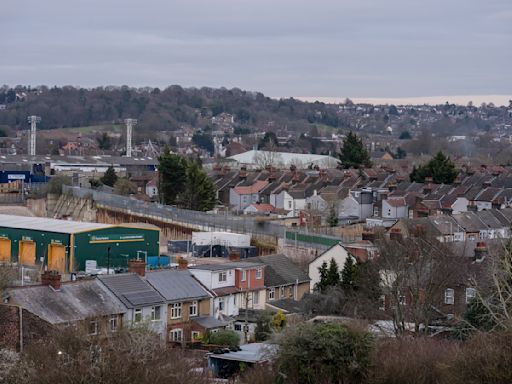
[0, 214, 160, 274]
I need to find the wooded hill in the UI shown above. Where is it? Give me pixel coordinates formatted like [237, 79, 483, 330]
[0, 85, 343, 135]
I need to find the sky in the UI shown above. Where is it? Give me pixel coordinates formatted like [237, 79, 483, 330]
[1, 0, 511, 103]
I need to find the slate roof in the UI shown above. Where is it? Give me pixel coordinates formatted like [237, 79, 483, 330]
[7, 279, 126, 325]
[189, 261, 265, 271]
[267, 298, 304, 314]
[192, 316, 229, 329]
[245, 254, 310, 287]
[98, 273, 164, 309]
[145, 269, 210, 302]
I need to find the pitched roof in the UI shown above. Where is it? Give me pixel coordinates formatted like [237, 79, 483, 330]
[7, 279, 126, 325]
[246, 203, 277, 212]
[98, 273, 164, 308]
[245, 254, 310, 287]
[189, 261, 265, 271]
[145, 269, 210, 302]
[233, 180, 269, 195]
[385, 197, 407, 207]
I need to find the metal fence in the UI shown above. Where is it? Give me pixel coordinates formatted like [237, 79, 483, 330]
[62, 185, 343, 248]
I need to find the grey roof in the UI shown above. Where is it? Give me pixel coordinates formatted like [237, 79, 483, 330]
[266, 298, 304, 314]
[145, 269, 210, 302]
[192, 316, 229, 329]
[189, 261, 265, 271]
[208, 343, 278, 363]
[0, 214, 114, 234]
[7, 279, 126, 325]
[98, 273, 164, 308]
[245, 254, 310, 287]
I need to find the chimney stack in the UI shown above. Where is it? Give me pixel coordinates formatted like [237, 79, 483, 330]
[229, 251, 241, 261]
[474, 242, 488, 261]
[41, 270, 61, 290]
[128, 259, 146, 277]
[177, 256, 189, 270]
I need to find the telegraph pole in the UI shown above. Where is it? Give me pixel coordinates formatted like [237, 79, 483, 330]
[27, 115, 41, 156]
[124, 118, 137, 158]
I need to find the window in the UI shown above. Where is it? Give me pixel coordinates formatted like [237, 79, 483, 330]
[253, 291, 259, 305]
[89, 320, 98, 335]
[218, 298, 225, 312]
[134, 308, 143, 323]
[256, 268, 262, 280]
[444, 288, 455, 305]
[398, 294, 407, 306]
[241, 270, 247, 281]
[109, 316, 118, 332]
[171, 303, 182, 319]
[280, 286, 285, 298]
[151, 306, 161, 321]
[288, 201, 292, 209]
[218, 272, 227, 283]
[234, 324, 242, 331]
[269, 288, 275, 301]
[288, 287, 294, 298]
[466, 288, 476, 304]
[191, 331, 201, 340]
[189, 301, 198, 317]
[170, 328, 183, 342]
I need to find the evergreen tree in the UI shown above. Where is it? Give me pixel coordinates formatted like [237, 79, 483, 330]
[254, 311, 273, 341]
[327, 205, 339, 227]
[338, 131, 372, 169]
[180, 160, 216, 211]
[100, 165, 118, 187]
[327, 258, 341, 287]
[315, 261, 329, 292]
[341, 256, 358, 292]
[158, 151, 188, 205]
[409, 151, 458, 184]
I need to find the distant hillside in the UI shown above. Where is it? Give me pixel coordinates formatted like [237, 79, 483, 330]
[0, 85, 343, 135]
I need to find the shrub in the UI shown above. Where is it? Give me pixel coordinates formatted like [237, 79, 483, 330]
[205, 329, 240, 348]
[275, 322, 374, 384]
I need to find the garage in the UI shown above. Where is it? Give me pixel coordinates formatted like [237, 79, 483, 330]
[0, 214, 160, 274]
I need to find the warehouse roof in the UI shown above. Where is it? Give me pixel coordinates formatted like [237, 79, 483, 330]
[145, 269, 210, 302]
[0, 214, 114, 234]
[7, 279, 126, 325]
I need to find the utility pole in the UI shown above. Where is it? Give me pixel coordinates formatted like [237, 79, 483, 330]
[124, 118, 137, 158]
[27, 115, 41, 156]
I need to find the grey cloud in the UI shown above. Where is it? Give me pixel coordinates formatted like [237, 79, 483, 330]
[1, 0, 511, 98]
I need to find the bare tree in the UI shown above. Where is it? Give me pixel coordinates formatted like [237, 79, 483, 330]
[377, 233, 466, 335]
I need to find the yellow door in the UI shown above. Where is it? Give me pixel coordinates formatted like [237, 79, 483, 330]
[0, 238, 11, 262]
[19, 241, 36, 266]
[48, 244, 66, 273]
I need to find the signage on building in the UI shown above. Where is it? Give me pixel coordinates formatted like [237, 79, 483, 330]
[7, 174, 26, 180]
[89, 234, 144, 244]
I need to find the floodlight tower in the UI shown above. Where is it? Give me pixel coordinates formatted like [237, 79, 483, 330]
[124, 118, 137, 157]
[27, 115, 41, 156]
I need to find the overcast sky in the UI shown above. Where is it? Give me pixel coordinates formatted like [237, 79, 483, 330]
[1, 0, 511, 100]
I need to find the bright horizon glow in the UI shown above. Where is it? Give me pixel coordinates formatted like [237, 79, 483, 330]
[295, 95, 512, 107]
